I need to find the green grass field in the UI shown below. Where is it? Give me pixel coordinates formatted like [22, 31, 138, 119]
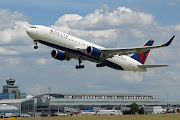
[22, 114, 180, 120]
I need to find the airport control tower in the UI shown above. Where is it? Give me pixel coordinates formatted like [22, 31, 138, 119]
[2, 78, 21, 99]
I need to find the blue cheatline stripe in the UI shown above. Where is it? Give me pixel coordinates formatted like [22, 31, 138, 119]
[37, 40, 124, 70]
[103, 60, 124, 70]
[38, 40, 99, 62]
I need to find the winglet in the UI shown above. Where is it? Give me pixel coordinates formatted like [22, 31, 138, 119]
[162, 35, 175, 46]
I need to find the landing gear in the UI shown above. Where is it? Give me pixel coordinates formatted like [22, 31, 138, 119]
[34, 40, 38, 49]
[96, 63, 105, 67]
[76, 65, 84, 69]
[75, 59, 85, 69]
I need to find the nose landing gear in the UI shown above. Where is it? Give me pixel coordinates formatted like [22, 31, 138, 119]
[34, 45, 38, 49]
[34, 40, 38, 49]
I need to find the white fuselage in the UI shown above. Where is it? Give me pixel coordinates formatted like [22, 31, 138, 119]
[26, 25, 146, 71]
[97, 110, 119, 115]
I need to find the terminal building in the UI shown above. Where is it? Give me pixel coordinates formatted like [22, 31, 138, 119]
[34, 93, 167, 115]
[0, 93, 172, 117]
[0, 78, 26, 100]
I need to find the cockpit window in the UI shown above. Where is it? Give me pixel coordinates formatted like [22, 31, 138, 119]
[31, 27, 37, 28]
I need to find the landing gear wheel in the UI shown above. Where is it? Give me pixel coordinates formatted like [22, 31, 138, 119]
[96, 63, 105, 67]
[96, 64, 100, 67]
[75, 65, 85, 69]
[81, 65, 85, 69]
[34, 46, 38, 49]
[76, 66, 79, 69]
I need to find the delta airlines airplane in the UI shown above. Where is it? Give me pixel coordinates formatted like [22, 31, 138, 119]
[26, 25, 175, 72]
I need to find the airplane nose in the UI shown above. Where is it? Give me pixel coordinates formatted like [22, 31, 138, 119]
[26, 28, 37, 39]
[26, 28, 32, 35]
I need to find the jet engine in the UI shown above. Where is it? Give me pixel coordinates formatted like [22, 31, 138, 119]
[51, 50, 70, 61]
[86, 46, 102, 58]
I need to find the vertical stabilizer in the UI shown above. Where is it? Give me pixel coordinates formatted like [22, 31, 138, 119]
[131, 40, 154, 64]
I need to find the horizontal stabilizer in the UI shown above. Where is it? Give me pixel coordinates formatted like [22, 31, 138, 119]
[137, 65, 168, 68]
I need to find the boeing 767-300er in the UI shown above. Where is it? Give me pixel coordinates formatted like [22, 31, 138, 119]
[26, 25, 175, 72]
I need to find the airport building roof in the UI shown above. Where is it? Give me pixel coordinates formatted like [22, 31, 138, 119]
[46, 93, 153, 96]
[0, 99, 29, 104]
[35, 93, 156, 98]
[0, 104, 19, 110]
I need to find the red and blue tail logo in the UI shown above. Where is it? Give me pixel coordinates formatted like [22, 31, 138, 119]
[131, 40, 154, 64]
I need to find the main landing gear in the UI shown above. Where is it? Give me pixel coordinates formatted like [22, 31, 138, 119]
[76, 59, 84, 69]
[34, 40, 38, 49]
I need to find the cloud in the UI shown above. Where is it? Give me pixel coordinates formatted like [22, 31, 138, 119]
[122, 73, 143, 83]
[64, 7, 156, 30]
[0, 47, 19, 55]
[175, 24, 180, 31]
[26, 83, 46, 95]
[0, 21, 30, 44]
[36, 58, 52, 64]
[167, 2, 177, 6]
[0, 9, 29, 30]
[0, 9, 31, 44]
[5, 57, 21, 65]
[0, 9, 34, 71]
[55, 14, 83, 26]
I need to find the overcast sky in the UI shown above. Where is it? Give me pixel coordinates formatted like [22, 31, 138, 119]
[0, 0, 180, 102]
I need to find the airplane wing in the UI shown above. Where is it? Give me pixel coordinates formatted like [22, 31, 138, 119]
[101, 35, 175, 57]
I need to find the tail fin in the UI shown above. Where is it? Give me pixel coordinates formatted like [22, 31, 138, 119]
[131, 40, 154, 64]
[113, 105, 117, 110]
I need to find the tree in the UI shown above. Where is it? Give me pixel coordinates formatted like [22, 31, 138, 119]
[139, 107, 144, 114]
[123, 110, 131, 115]
[130, 102, 139, 114]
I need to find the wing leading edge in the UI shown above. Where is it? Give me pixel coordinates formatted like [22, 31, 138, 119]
[101, 35, 175, 57]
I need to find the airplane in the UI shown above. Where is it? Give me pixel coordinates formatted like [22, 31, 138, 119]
[26, 25, 175, 72]
[97, 105, 121, 115]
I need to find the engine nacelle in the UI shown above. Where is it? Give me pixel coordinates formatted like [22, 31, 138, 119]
[86, 46, 102, 58]
[51, 50, 70, 61]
